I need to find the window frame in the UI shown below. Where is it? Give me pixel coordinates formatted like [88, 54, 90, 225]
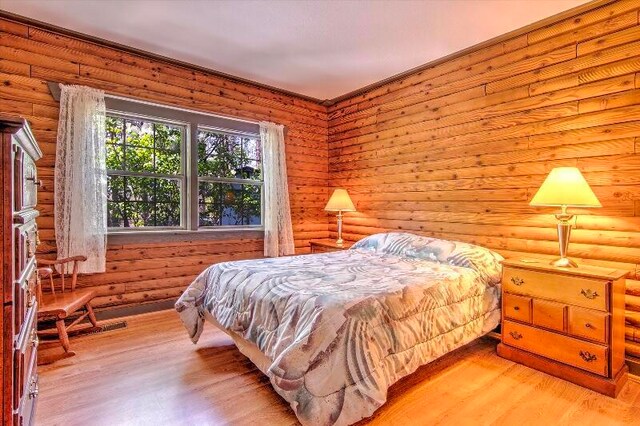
[103, 97, 264, 237]
[196, 125, 264, 230]
[105, 110, 189, 232]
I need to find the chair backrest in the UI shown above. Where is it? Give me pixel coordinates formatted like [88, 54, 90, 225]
[37, 255, 87, 296]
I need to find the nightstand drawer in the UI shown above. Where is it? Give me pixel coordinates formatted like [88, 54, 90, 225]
[568, 307, 608, 344]
[503, 293, 531, 323]
[503, 320, 608, 376]
[532, 300, 565, 332]
[503, 267, 609, 311]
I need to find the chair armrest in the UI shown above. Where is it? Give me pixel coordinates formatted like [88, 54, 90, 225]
[38, 255, 88, 266]
[37, 267, 53, 279]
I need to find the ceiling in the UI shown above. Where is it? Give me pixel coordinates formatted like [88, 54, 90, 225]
[0, 0, 589, 101]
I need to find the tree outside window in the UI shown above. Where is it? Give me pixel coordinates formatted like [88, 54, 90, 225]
[105, 113, 262, 230]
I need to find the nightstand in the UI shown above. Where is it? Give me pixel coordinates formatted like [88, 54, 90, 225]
[309, 239, 353, 254]
[497, 258, 628, 397]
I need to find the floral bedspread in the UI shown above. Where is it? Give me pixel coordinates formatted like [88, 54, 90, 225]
[176, 232, 503, 425]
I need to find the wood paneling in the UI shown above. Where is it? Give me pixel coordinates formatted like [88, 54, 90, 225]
[328, 0, 640, 362]
[0, 17, 329, 313]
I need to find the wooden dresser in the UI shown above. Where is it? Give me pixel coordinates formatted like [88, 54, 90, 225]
[2, 117, 42, 426]
[310, 239, 353, 254]
[497, 258, 628, 397]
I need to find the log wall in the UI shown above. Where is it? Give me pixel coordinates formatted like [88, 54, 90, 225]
[2, 0, 639, 362]
[0, 16, 329, 311]
[327, 0, 640, 361]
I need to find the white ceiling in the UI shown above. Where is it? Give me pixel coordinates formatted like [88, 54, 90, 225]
[0, 0, 589, 100]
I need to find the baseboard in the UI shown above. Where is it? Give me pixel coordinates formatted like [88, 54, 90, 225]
[94, 299, 178, 321]
[627, 356, 640, 382]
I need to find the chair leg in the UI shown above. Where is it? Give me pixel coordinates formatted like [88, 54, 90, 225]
[56, 319, 71, 353]
[86, 303, 98, 327]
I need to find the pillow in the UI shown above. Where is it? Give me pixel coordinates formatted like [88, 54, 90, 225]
[352, 232, 503, 284]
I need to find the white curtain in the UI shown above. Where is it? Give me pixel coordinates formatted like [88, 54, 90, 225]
[54, 84, 107, 273]
[260, 121, 295, 257]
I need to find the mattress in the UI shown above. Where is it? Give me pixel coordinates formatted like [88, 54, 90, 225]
[176, 232, 503, 425]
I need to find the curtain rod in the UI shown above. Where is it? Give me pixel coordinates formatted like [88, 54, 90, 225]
[46, 81, 265, 127]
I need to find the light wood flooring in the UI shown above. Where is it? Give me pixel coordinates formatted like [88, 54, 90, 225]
[37, 310, 640, 426]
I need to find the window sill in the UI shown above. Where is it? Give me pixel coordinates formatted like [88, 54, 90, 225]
[107, 227, 265, 245]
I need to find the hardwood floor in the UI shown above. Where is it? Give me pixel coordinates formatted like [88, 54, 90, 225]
[37, 310, 640, 426]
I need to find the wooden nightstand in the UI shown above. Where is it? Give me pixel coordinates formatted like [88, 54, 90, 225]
[309, 239, 353, 254]
[497, 258, 628, 397]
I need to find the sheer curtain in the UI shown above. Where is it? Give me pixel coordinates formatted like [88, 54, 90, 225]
[54, 84, 107, 273]
[260, 121, 295, 257]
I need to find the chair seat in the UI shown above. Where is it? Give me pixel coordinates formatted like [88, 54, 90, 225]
[38, 288, 97, 319]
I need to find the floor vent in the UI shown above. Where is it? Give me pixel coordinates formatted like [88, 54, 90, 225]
[88, 320, 128, 334]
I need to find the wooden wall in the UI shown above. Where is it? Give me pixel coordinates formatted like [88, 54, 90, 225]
[2, 1, 640, 360]
[327, 0, 640, 360]
[0, 17, 329, 311]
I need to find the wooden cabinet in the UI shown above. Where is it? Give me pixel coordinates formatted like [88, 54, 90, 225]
[309, 239, 353, 254]
[2, 116, 42, 426]
[497, 259, 628, 397]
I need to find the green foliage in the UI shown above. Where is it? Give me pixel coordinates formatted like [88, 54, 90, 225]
[105, 115, 262, 228]
[197, 129, 262, 226]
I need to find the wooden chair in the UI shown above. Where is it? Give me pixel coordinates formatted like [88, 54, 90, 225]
[37, 255, 100, 363]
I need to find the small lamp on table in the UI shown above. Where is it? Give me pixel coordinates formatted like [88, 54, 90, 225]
[325, 188, 356, 246]
[530, 167, 601, 268]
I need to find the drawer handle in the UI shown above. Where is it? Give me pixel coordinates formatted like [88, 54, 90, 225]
[26, 176, 42, 187]
[579, 351, 597, 363]
[510, 276, 525, 286]
[509, 331, 523, 340]
[513, 306, 520, 311]
[585, 323, 593, 329]
[31, 332, 39, 347]
[28, 379, 38, 399]
[26, 239, 34, 258]
[580, 289, 599, 300]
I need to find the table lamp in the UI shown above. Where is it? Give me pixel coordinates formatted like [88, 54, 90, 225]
[530, 167, 601, 267]
[325, 188, 356, 246]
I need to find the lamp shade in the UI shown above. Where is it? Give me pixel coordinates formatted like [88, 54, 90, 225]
[530, 167, 601, 208]
[325, 189, 356, 212]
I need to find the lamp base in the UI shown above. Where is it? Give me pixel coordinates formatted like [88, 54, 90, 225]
[553, 208, 577, 268]
[551, 257, 578, 268]
[335, 238, 344, 246]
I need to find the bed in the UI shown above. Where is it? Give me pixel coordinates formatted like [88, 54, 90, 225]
[176, 232, 503, 426]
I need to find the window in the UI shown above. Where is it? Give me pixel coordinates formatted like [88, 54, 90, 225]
[104, 98, 262, 232]
[197, 129, 262, 227]
[106, 114, 186, 229]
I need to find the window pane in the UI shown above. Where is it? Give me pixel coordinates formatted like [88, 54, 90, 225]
[239, 136, 262, 177]
[105, 115, 184, 175]
[105, 113, 185, 230]
[198, 181, 261, 226]
[125, 146, 155, 173]
[106, 116, 124, 145]
[107, 175, 181, 228]
[125, 120, 154, 148]
[197, 130, 261, 180]
[155, 123, 182, 152]
[242, 184, 262, 225]
[106, 143, 124, 171]
[155, 149, 181, 174]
